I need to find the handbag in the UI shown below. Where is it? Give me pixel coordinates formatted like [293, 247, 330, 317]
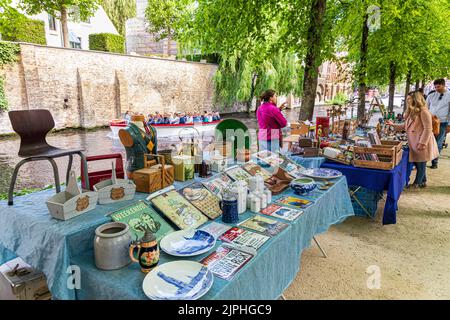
[431, 115, 440, 136]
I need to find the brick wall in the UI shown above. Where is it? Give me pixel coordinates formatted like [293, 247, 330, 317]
[0, 43, 219, 134]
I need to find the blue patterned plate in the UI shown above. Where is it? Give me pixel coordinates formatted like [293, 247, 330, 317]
[301, 168, 342, 180]
[143, 261, 214, 300]
[160, 229, 216, 257]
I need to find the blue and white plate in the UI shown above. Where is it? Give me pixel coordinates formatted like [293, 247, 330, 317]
[143, 261, 213, 300]
[160, 229, 216, 257]
[301, 168, 342, 180]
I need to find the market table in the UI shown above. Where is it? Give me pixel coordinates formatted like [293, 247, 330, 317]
[321, 149, 409, 225]
[0, 176, 354, 300]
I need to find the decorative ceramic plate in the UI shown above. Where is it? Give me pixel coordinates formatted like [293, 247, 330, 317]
[143, 261, 213, 300]
[160, 229, 216, 257]
[301, 168, 342, 180]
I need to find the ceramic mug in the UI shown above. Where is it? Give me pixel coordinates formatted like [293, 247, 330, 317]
[220, 197, 239, 224]
[129, 238, 160, 273]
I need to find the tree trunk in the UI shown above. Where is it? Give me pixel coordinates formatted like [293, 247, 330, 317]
[357, 13, 369, 122]
[60, 6, 69, 48]
[299, 0, 327, 121]
[247, 73, 258, 115]
[388, 61, 396, 112]
[421, 78, 426, 89]
[415, 80, 420, 90]
[404, 68, 411, 112]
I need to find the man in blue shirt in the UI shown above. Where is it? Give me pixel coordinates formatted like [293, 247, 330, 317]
[426, 78, 450, 169]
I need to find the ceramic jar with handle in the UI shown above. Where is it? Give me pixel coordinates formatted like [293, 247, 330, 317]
[220, 191, 239, 224]
[129, 229, 160, 273]
[94, 222, 132, 270]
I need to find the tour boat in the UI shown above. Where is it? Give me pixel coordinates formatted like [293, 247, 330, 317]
[108, 119, 222, 138]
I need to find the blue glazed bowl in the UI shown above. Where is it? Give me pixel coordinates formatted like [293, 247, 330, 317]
[290, 177, 317, 195]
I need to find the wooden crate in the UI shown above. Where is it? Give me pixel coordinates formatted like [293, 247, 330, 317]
[353, 144, 401, 170]
[373, 140, 403, 165]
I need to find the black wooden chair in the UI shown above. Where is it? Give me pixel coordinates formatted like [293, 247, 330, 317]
[7, 109, 90, 205]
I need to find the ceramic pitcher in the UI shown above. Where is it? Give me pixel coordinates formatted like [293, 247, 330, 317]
[129, 229, 159, 273]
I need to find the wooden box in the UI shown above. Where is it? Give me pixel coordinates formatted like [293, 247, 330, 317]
[0, 257, 51, 300]
[94, 162, 136, 204]
[353, 144, 403, 170]
[172, 155, 195, 181]
[46, 171, 98, 221]
[133, 154, 175, 193]
[236, 149, 250, 163]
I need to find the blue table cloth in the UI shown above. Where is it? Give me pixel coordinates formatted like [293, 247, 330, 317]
[0, 176, 354, 300]
[321, 149, 409, 225]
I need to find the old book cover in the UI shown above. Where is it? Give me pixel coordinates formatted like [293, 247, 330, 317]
[202, 173, 234, 198]
[179, 182, 222, 220]
[239, 215, 289, 237]
[241, 161, 272, 181]
[219, 227, 269, 250]
[150, 190, 209, 230]
[200, 245, 254, 281]
[109, 200, 175, 242]
[276, 195, 313, 210]
[225, 166, 252, 182]
[260, 204, 304, 221]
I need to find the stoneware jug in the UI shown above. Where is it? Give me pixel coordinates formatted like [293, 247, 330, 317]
[220, 193, 239, 224]
[129, 228, 160, 273]
[94, 222, 132, 270]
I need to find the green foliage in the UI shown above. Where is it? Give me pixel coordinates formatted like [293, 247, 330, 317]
[0, 41, 20, 66]
[101, 0, 136, 36]
[89, 33, 124, 53]
[0, 4, 46, 45]
[18, 0, 100, 22]
[0, 184, 54, 200]
[145, 0, 194, 42]
[0, 41, 20, 113]
[327, 92, 349, 106]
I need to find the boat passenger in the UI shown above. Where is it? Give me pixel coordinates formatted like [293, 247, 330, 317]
[124, 111, 132, 123]
[163, 114, 170, 124]
[170, 113, 180, 124]
[179, 113, 187, 124]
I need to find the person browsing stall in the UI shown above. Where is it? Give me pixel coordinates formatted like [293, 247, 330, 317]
[256, 89, 288, 152]
[388, 91, 439, 188]
[426, 78, 450, 169]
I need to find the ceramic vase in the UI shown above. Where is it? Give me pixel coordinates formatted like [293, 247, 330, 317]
[94, 222, 132, 270]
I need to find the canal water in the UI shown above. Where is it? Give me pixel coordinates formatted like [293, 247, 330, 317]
[0, 110, 306, 194]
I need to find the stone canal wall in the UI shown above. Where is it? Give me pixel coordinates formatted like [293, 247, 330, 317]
[0, 43, 219, 135]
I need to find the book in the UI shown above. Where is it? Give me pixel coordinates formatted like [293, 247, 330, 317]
[150, 190, 209, 230]
[241, 161, 272, 181]
[219, 227, 269, 250]
[179, 182, 222, 220]
[200, 245, 254, 281]
[260, 204, 304, 221]
[276, 195, 313, 210]
[109, 200, 175, 242]
[238, 215, 289, 237]
[276, 152, 306, 178]
[255, 150, 305, 178]
[200, 222, 232, 238]
[225, 165, 252, 182]
[202, 173, 234, 198]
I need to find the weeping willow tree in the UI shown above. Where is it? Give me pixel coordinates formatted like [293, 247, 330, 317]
[101, 0, 136, 36]
[212, 51, 303, 113]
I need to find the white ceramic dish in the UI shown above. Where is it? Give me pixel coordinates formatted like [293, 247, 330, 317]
[160, 229, 216, 257]
[142, 261, 213, 300]
[301, 168, 342, 180]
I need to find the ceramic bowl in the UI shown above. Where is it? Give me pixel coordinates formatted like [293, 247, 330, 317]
[290, 177, 317, 195]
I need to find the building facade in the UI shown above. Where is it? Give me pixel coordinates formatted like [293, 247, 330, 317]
[10, 1, 119, 50]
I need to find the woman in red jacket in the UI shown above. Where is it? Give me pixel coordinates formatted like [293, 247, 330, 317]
[256, 89, 288, 152]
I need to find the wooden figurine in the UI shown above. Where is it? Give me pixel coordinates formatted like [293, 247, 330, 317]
[94, 161, 136, 204]
[46, 171, 98, 220]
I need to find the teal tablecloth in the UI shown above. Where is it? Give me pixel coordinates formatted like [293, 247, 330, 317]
[0, 176, 354, 300]
[289, 155, 326, 169]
